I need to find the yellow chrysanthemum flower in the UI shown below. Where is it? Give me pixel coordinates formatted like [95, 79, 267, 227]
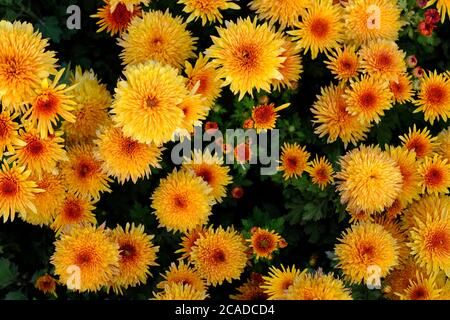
[402, 195, 450, 230]
[271, 36, 303, 91]
[278, 142, 310, 180]
[109, 223, 159, 294]
[94, 126, 162, 184]
[118, 10, 197, 69]
[436, 127, 450, 161]
[153, 283, 208, 300]
[0, 20, 57, 111]
[190, 226, 248, 286]
[397, 272, 441, 300]
[91, 0, 142, 36]
[251, 103, 290, 132]
[288, 0, 344, 59]
[389, 73, 414, 104]
[418, 154, 450, 195]
[111, 60, 188, 145]
[157, 261, 206, 292]
[206, 17, 286, 100]
[247, 227, 281, 260]
[335, 145, 403, 214]
[400, 125, 438, 159]
[335, 222, 399, 284]
[177, 94, 210, 135]
[34, 274, 57, 296]
[306, 156, 334, 190]
[0, 111, 25, 154]
[248, 0, 308, 28]
[261, 265, 303, 300]
[178, 0, 240, 25]
[109, 0, 149, 12]
[176, 226, 207, 261]
[151, 169, 214, 233]
[325, 45, 361, 82]
[373, 215, 409, 264]
[383, 259, 425, 300]
[51, 225, 120, 293]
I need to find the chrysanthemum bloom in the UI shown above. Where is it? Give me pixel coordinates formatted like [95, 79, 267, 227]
[359, 40, 406, 81]
[0, 20, 57, 111]
[178, 0, 240, 25]
[176, 226, 207, 261]
[373, 215, 409, 264]
[153, 283, 208, 300]
[35, 274, 57, 296]
[177, 94, 210, 135]
[24, 69, 76, 138]
[94, 126, 162, 184]
[384, 199, 404, 220]
[271, 36, 303, 91]
[402, 195, 450, 230]
[248, 228, 281, 260]
[418, 154, 450, 195]
[182, 150, 232, 203]
[118, 10, 197, 69]
[109, 0, 149, 12]
[0, 111, 25, 154]
[206, 18, 286, 100]
[335, 146, 403, 214]
[51, 194, 97, 234]
[288, 0, 344, 59]
[190, 226, 248, 286]
[63, 67, 111, 145]
[92, 0, 141, 36]
[248, 0, 308, 28]
[230, 273, 268, 300]
[111, 61, 189, 145]
[21, 173, 65, 226]
[400, 125, 438, 159]
[311, 84, 370, 147]
[436, 128, 450, 161]
[344, 75, 394, 124]
[383, 260, 425, 300]
[185, 54, 222, 108]
[389, 73, 414, 104]
[325, 45, 360, 82]
[396, 272, 441, 300]
[285, 271, 352, 300]
[157, 261, 206, 292]
[251, 103, 290, 132]
[0, 162, 42, 222]
[414, 71, 450, 125]
[151, 169, 214, 233]
[109, 223, 159, 294]
[385, 146, 421, 206]
[51, 225, 120, 292]
[427, 0, 450, 22]
[261, 265, 303, 300]
[344, 0, 403, 45]
[9, 128, 67, 177]
[335, 222, 399, 284]
[61, 144, 111, 200]
[278, 142, 310, 180]
[306, 156, 334, 190]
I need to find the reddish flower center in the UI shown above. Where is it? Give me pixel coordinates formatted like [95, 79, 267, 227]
[426, 229, 450, 253]
[63, 200, 83, 220]
[426, 85, 446, 105]
[27, 140, 44, 155]
[120, 242, 137, 262]
[35, 93, 59, 116]
[0, 179, 18, 196]
[211, 248, 226, 263]
[196, 167, 213, 184]
[310, 18, 330, 39]
[424, 167, 444, 187]
[75, 160, 96, 179]
[109, 3, 134, 27]
[359, 91, 377, 110]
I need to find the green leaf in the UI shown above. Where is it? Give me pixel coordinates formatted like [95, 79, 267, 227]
[36, 16, 63, 43]
[4, 290, 27, 300]
[0, 258, 19, 289]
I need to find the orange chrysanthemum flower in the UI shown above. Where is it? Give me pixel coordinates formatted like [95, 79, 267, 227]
[306, 156, 334, 190]
[418, 154, 450, 195]
[325, 45, 361, 82]
[0, 111, 25, 154]
[390, 73, 414, 104]
[248, 227, 282, 260]
[251, 103, 290, 132]
[400, 125, 438, 159]
[91, 0, 142, 36]
[278, 142, 310, 180]
[35, 274, 57, 296]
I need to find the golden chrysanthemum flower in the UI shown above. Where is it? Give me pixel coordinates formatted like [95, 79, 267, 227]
[251, 103, 290, 132]
[261, 265, 303, 300]
[311, 84, 370, 147]
[306, 156, 334, 190]
[153, 283, 208, 300]
[185, 54, 222, 108]
[335, 145, 403, 214]
[51, 194, 97, 234]
[344, 0, 403, 45]
[63, 67, 111, 146]
[436, 127, 450, 161]
[21, 173, 65, 226]
[335, 222, 399, 284]
[288, 0, 344, 59]
[427, 0, 450, 22]
[384, 199, 404, 220]
[390, 73, 414, 104]
[278, 142, 310, 180]
[51, 225, 120, 293]
[230, 273, 268, 300]
[151, 169, 214, 233]
[285, 271, 352, 300]
[418, 154, 450, 195]
[109, 0, 149, 12]
[0, 162, 42, 222]
[414, 71, 450, 125]
[0, 20, 57, 111]
[177, 94, 210, 135]
[248, 0, 308, 28]
[94, 126, 162, 184]
[344, 75, 394, 124]
[182, 150, 232, 203]
[0, 111, 25, 154]
[271, 36, 303, 91]
[325, 45, 360, 82]
[24, 69, 76, 138]
[373, 215, 409, 264]
[118, 10, 197, 69]
[396, 272, 441, 300]
[383, 259, 424, 300]
[9, 128, 67, 177]
[178, 0, 240, 25]
[400, 125, 438, 159]
[110, 223, 159, 294]
[35, 274, 57, 296]
[61, 144, 111, 200]
[176, 226, 207, 261]
[248, 228, 281, 260]
[157, 261, 206, 292]
[91, 0, 142, 36]
[402, 195, 450, 231]
[190, 226, 248, 286]
[206, 17, 286, 100]
[111, 60, 188, 145]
